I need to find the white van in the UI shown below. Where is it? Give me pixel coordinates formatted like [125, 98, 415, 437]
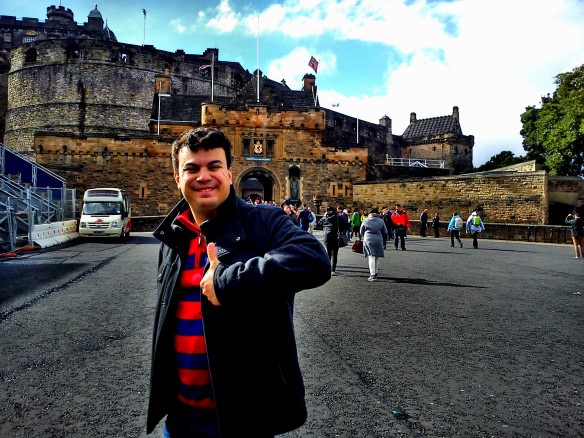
[79, 188, 132, 239]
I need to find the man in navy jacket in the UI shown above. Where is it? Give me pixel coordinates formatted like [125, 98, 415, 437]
[147, 127, 331, 437]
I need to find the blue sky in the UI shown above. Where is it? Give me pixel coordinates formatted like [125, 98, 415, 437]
[5, 0, 584, 166]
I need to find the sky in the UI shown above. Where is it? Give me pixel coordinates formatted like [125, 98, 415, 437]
[4, 0, 584, 166]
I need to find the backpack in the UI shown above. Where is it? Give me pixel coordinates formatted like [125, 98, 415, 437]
[473, 215, 481, 226]
[454, 216, 463, 229]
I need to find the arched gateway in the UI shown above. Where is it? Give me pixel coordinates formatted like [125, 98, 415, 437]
[237, 168, 279, 204]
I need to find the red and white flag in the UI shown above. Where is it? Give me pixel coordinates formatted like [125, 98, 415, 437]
[308, 56, 319, 73]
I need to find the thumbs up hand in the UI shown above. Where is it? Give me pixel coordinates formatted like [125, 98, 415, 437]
[200, 242, 222, 306]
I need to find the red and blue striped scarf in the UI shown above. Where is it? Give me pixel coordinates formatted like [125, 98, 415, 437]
[175, 210, 215, 410]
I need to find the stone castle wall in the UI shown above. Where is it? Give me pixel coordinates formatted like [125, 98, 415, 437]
[5, 40, 248, 152]
[34, 133, 180, 217]
[353, 171, 549, 224]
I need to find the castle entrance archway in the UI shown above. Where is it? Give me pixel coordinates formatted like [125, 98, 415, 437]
[238, 169, 277, 204]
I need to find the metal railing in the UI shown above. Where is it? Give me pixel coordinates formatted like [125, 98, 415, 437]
[382, 156, 446, 168]
[0, 143, 77, 251]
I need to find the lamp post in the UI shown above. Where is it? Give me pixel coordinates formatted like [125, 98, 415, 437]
[157, 92, 170, 135]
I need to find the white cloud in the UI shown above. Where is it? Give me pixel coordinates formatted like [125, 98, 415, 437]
[299, 0, 584, 165]
[267, 49, 337, 90]
[169, 18, 187, 34]
[206, 0, 240, 33]
[172, 0, 584, 165]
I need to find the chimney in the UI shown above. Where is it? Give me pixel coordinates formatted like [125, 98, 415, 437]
[410, 112, 417, 124]
[302, 74, 316, 93]
[452, 106, 459, 121]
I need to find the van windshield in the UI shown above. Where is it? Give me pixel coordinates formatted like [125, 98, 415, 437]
[83, 202, 121, 215]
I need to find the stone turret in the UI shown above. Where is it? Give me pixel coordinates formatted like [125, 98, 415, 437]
[46, 5, 75, 27]
[87, 5, 104, 31]
[379, 115, 392, 133]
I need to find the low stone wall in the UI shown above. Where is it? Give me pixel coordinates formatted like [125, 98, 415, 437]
[410, 220, 573, 245]
[132, 216, 574, 245]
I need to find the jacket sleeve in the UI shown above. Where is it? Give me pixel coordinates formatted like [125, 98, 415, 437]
[213, 209, 331, 306]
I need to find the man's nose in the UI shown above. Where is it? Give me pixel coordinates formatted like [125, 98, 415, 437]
[196, 167, 211, 180]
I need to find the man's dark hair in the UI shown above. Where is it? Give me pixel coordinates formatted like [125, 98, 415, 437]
[172, 127, 232, 172]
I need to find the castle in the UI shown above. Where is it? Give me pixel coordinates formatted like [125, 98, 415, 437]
[0, 4, 476, 217]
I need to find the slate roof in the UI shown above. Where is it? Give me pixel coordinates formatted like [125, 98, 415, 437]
[155, 74, 318, 124]
[402, 115, 462, 139]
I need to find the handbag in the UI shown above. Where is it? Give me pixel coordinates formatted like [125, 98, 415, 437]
[337, 233, 347, 247]
[351, 239, 363, 253]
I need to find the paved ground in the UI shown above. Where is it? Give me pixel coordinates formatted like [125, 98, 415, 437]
[0, 232, 583, 437]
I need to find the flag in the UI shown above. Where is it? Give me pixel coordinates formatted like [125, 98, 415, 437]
[142, 8, 146, 16]
[199, 64, 211, 70]
[308, 56, 318, 73]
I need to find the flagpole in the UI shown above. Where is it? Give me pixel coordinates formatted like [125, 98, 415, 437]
[356, 118, 359, 144]
[211, 52, 215, 102]
[142, 9, 146, 46]
[256, 15, 260, 103]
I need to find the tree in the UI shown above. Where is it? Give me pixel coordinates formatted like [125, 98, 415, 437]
[520, 64, 584, 177]
[475, 150, 525, 172]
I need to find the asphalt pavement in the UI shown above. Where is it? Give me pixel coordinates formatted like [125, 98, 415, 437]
[0, 231, 583, 437]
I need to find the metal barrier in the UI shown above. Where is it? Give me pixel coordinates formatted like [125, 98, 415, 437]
[0, 143, 77, 251]
[30, 220, 79, 249]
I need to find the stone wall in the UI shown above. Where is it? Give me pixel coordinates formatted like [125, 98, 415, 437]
[34, 133, 181, 217]
[6, 40, 248, 152]
[353, 171, 549, 224]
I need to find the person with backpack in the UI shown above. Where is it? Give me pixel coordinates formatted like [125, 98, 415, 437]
[447, 212, 464, 248]
[466, 211, 485, 249]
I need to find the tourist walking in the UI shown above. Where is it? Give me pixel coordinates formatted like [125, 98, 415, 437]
[297, 204, 311, 232]
[319, 206, 341, 274]
[431, 213, 440, 237]
[447, 212, 464, 248]
[466, 211, 485, 249]
[350, 208, 362, 240]
[419, 209, 429, 237]
[392, 204, 411, 251]
[308, 207, 316, 234]
[360, 208, 388, 281]
[565, 208, 584, 259]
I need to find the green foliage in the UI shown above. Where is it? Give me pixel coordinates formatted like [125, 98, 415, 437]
[520, 64, 584, 177]
[475, 150, 525, 172]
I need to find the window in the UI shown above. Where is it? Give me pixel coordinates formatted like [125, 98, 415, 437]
[25, 48, 37, 63]
[242, 138, 250, 155]
[241, 134, 276, 158]
[23, 36, 36, 43]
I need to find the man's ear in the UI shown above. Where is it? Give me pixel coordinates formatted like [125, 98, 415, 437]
[174, 171, 180, 188]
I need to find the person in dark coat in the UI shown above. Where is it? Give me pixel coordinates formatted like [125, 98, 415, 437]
[419, 209, 429, 237]
[148, 128, 331, 438]
[431, 213, 440, 238]
[318, 205, 340, 275]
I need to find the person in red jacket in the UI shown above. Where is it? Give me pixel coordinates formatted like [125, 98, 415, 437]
[391, 204, 411, 251]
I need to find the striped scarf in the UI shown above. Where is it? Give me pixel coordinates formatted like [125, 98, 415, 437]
[174, 210, 216, 410]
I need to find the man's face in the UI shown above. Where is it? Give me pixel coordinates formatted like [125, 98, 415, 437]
[283, 204, 291, 214]
[174, 146, 232, 224]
